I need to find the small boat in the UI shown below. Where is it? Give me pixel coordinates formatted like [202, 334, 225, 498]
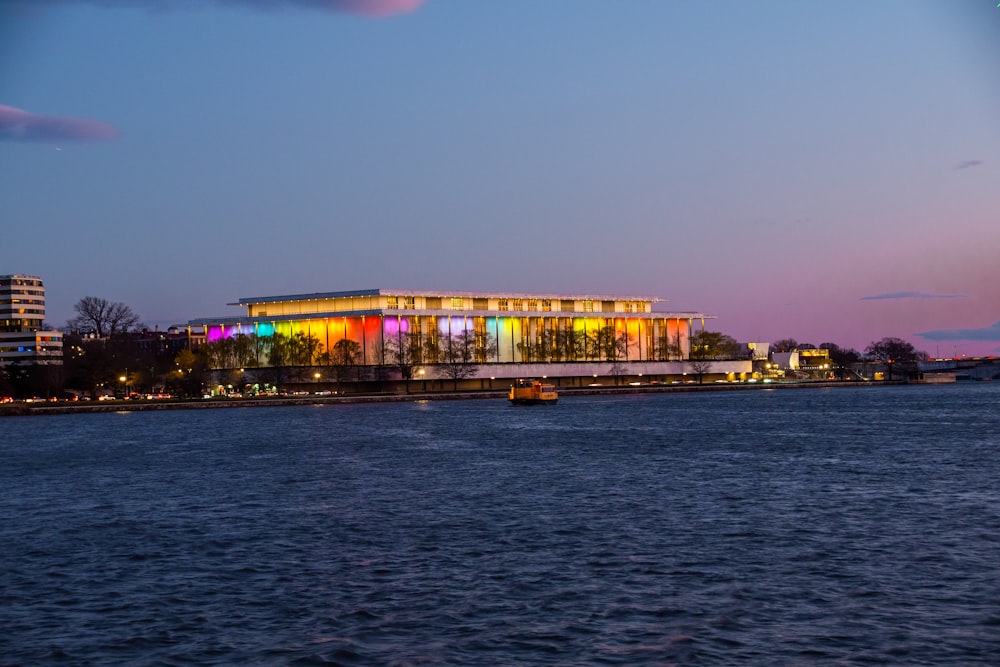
[508, 379, 558, 405]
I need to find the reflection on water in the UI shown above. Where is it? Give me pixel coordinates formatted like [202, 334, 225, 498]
[2, 384, 999, 665]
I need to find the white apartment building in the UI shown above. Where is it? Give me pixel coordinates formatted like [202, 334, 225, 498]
[0, 274, 63, 366]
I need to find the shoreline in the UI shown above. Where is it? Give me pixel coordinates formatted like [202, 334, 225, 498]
[1, 380, 902, 417]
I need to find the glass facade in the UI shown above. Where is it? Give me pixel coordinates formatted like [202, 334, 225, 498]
[192, 289, 704, 370]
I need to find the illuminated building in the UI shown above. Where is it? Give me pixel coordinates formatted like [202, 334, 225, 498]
[189, 288, 754, 384]
[0, 274, 63, 366]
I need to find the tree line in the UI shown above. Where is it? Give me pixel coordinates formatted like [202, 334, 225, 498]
[1, 294, 930, 399]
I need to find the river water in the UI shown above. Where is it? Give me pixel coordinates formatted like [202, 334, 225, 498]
[2, 383, 999, 665]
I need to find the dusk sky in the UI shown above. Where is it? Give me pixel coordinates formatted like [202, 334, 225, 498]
[2, 0, 998, 357]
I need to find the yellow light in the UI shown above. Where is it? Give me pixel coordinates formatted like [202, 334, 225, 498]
[119, 376, 127, 382]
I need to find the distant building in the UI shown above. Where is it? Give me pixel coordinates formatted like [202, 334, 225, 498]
[132, 326, 206, 357]
[0, 274, 63, 367]
[772, 348, 832, 377]
[772, 350, 799, 370]
[190, 288, 752, 384]
[798, 348, 832, 372]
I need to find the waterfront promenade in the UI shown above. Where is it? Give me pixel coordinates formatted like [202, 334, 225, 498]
[1, 380, 893, 417]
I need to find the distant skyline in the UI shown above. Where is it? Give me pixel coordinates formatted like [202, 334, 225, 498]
[2, 0, 999, 356]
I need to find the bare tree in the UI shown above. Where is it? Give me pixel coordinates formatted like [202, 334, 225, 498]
[655, 328, 684, 361]
[820, 342, 862, 380]
[555, 327, 585, 361]
[865, 337, 921, 381]
[436, 329, 493, 390]
[686, 358, 712, 384]
[588, 325, 630, 362]
[771, 338, 799, 353]
[687, 331, 721, 384]
[67, 296, 141, 338]
[327, 338, 361, 389]
[383, 331, 423, 392]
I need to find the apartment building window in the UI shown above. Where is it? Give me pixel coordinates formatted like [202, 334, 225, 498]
[624, 302, 633, 313]
[527, 299, 538, 311]
[451, 297, 464, 310]
[387, 296, 399, 309]
[541, 299, 552, 312]
[513, 299, 523, 311]
[583, 300, 594, 313]
[498, 298, 509, 311]
[403, 297, 415, 309]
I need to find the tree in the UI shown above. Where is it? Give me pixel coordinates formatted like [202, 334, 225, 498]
[685, 330, 740, 384]
[67, 296, 141, 338]
[689, 330, 741, 360]
[656, 329, 684, 361]
[865, 337, 920, 381]
[258, 333, 318, 390]
[686, 334, 713, 384]
[201, 334, 260, 370]
[555, 328, 586, 362]
[772, 338, 799, 353]
[587, 325, 630, 362]
[383, 331, 423, 392]
[327, 338, 361, 388]
[686, 358, 712, 384]
[62, 329, 157, 398]
[170, 349, 207, 397]
[820, 342, 861, 380]
[259, 331, 324, 388]
[438, 329, 492, 390]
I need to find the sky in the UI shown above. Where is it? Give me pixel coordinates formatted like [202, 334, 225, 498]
[2, 0, 999, 357]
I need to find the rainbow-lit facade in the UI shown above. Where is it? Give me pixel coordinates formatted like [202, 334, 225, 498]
[190, 289, 709, 374]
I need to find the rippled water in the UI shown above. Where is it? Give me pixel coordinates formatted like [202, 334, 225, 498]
[3, 383, 1000, 665]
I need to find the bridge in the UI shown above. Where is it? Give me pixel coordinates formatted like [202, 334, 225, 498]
[918, 357, 1000, 381]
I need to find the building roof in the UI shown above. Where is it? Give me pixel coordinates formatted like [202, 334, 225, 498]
[0, 274, 44, 281]
[230, 288, 664, 307]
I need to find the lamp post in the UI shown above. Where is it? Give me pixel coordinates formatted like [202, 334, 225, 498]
[119, 373, 128, 399]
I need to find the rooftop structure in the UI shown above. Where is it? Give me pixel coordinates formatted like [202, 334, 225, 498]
[0, 274, 63, 366]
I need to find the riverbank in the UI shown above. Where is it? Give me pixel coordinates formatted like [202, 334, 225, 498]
[0, 380, 897, 417]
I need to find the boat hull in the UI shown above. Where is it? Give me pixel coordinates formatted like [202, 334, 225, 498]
[509, 397, 558, 406]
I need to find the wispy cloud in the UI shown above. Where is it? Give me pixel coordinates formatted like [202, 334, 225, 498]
[916, 320, 1000, 342]
[859, 291, 969, 301]
[0, 104, 118, 142]
[955, 160, 983, 170]
[0, 0, 427, 18]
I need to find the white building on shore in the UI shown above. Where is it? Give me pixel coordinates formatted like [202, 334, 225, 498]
[0, 274, 63, 367]
[191, 288, 751, 386]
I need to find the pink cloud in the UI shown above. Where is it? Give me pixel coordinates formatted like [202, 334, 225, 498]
[315, 0, 425, 17]
[1, 0, 427, 18]
[0, 104, 118, 143]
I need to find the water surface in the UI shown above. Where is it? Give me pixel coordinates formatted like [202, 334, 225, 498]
[3, 384, 999, 665]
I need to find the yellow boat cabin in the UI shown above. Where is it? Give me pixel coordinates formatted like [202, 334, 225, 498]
[508, 379, 558, 405]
